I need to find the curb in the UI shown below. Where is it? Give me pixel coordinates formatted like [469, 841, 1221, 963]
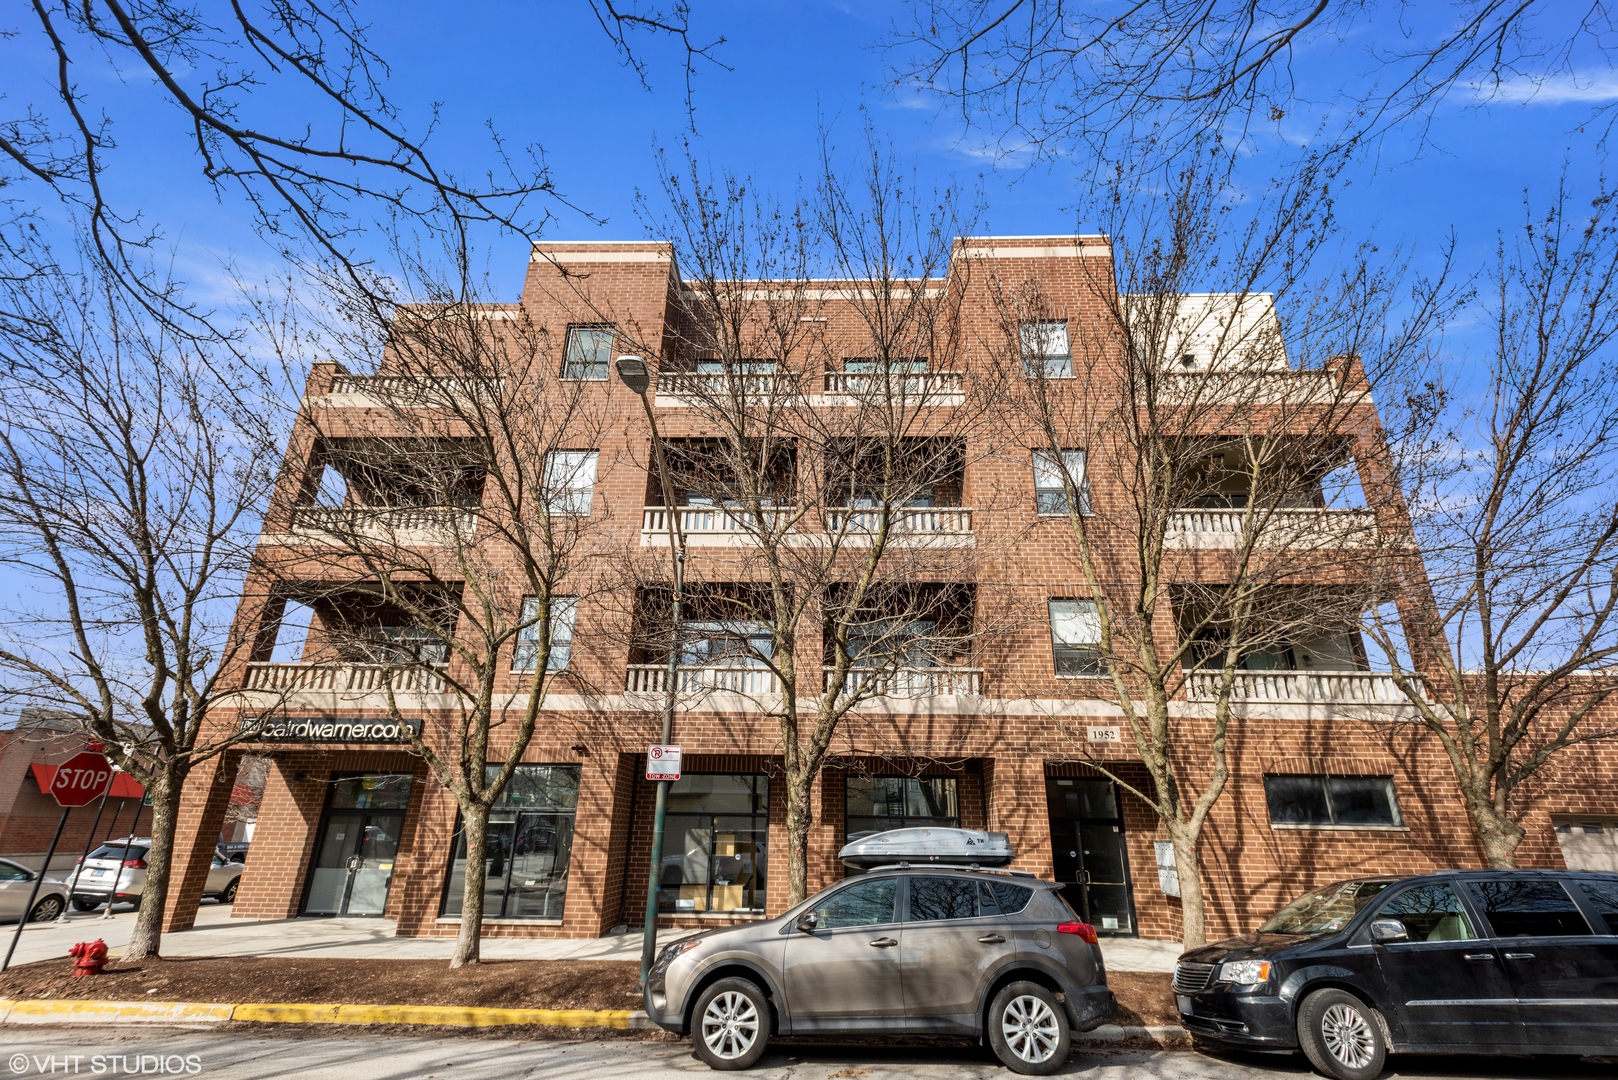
[0, 998, 652, 1030]
[1075, 1023, 1189, 1042]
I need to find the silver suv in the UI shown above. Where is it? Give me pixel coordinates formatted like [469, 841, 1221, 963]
[644, 864, 1116, 1073]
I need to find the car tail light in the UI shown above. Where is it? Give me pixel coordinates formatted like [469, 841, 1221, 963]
[123, 858, 146, 869]
[1058, 921, 1099, 944]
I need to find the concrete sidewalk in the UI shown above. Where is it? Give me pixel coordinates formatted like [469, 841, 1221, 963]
[6, 905, 1182, 971]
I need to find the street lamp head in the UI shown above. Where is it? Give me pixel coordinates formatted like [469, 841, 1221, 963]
[615, 355, 650, 396]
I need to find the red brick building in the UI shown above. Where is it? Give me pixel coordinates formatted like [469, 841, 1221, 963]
[155, 236, 1618, 943]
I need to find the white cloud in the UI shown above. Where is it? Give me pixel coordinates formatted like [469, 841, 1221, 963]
[1480, 72, 1618, 105]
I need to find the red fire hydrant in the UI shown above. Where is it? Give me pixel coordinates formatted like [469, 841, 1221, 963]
[67, 939, 109, 978]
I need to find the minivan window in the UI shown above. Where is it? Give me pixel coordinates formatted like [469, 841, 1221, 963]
[1257, 880, 1392, 935]
[0, 863, 29, 881]
[909, 877, 979, 921]
[1577, 880, 1618, 933]
[1467, 879, 1591, 937]
[1375, 883, 1476, 941]
[810, 879, 896, 929]
[88, 844, 147, 861]
[980, 881, 1033, 916]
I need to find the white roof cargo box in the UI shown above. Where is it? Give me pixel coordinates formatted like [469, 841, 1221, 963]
[838, 827, 1015, 869]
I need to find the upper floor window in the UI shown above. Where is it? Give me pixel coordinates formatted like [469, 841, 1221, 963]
[1033, 449, 1090, 515]
[845, 357, 928, 373]
[1020, 320, 1072, 378]
[694, 358, 778, 374]
[542, 450, 599, 515]
[513, 596, 578, 673]
[562, 325, 614, 380]
[1049, 599, 1102, 676]
[681, 620, 774, 668]
[1264, 774, 1403, 828]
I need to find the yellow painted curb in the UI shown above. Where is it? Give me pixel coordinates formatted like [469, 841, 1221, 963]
[231, 1002, 637, 1028]
[2, 998, 235, 1024]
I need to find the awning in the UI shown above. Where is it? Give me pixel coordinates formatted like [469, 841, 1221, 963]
[29, 763, 145, 801]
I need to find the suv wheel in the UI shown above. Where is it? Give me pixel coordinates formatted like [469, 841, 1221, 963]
[987, 981, 1070, 1075]
[72, 897, 102, 913]
[28, 896, 64, 922]
[690, 977, 770, 1070]
[218, 880, 238, 904]
[1297, 988, 1387, 1080]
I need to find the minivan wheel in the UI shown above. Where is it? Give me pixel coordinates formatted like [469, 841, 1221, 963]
[690, 977, 770, 1070]
[28, 896, 64, 922]
[1297, 988, 1387, 1080]
[987, 981, 1070, 1075]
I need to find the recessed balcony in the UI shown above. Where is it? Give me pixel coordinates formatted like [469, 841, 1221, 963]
[277, 506, 477, 547]
[1183, 670, 1415, 705]
[825, 665, 983, 698]
[625, 663, 780, 696]
[243, 661, 447, 694]
[317, 374, 501, 407]
[640, 505, 798, 547]
[655, 371, 800, 405]
[1166, 508, 1377, 549]
[1165, 368, 1344, 404]
[824, 506, 975, 546]
[823, 369, 964, 402]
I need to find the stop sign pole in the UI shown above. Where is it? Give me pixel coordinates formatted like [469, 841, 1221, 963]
[2, 750, 115, 972]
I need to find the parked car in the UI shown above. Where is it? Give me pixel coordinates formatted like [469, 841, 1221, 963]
[1174, 869, 1618, 1080]
[644, 828, 1116, 1073]
[217, 841, 250, 864]
[0, 857, 69, 923]
[66, 838, 243, 911]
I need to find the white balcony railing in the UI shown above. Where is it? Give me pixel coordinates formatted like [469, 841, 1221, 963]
[1166, 508, 1377, 549]
[1183, 670, 1417, 704]
[656, 372, 801, 402]
[825, 506, 974, 535]
[823, 370, 964, 400]
[640, 505, 797, 538]
[321, 374, 500, 406]
[625, 663, 780, 696]
[1166, 369, 1343, 404]
[244, 662, 447, 694]
[825, 665, 983, 698]
[287, 506, 477, 546]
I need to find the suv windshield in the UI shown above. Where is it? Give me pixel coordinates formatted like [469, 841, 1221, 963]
[1258, 880, 1393, 935]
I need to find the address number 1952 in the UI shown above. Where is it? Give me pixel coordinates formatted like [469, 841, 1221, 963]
[1087, 726, 1122, 743]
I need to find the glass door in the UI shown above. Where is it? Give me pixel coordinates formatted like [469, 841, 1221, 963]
[302, 773, 412, 917]
[1046, 776, 1137, 935]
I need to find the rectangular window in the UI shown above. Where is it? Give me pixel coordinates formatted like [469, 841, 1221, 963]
[562, 325, 614, 380]
[1373, 883, 1476, 942]
[845, 775, 959, 843]
[1020, 320, 1072, 378]
[513, 596, 577, 673]
[1466, 879, 1592, 937]
[681, 620, 774, 668]
[1264, 775, 1403, 828]
[844, 357, 928, 373]
[908, 876, 981, 921]
[659, 773, 769, 914]
[808, 878, 896, 928]
[1576, 880, 1618, 934]
[441, 764, 580, 920]
[1049, 599, 1102, 675]
[543, 450, 598, 515]
[1033, 449, 1089, 515]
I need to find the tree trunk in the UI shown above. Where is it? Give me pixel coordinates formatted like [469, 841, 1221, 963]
[1468, 799, 1526, 869]
[124, 766, 183, 962]
[1171, 826, 1208, 948]
[451, 802, 490, 968]
[785, 769, 814, 907]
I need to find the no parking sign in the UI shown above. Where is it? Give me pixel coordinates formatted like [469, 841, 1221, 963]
[646, 744, 682, 781]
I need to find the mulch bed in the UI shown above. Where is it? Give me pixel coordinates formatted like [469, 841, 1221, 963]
[0, 956, 1176, 1030]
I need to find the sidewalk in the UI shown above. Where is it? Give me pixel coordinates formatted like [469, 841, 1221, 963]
[7, 905, 1182, 971]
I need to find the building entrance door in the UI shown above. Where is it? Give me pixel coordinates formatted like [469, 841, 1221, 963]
[1046, 776, 1137, 935]
[302, 773, 412, 917]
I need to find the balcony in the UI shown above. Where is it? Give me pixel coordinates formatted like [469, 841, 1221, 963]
[655, 371, 800, 405]
[1165, 369, 1345, 405]
[824, 506, 975, 546]
[625, 663, 780, 696]
[823, 370, 964, 402]
[243, 661, 447, 694]
[825, 665, 982, 698]
[640, 505, 798, 546]
[281, 506, 477, 547]
[317, 374, 500, 407]
[1183, 670, 1417, 705]
[1166, 508, 1377, 549]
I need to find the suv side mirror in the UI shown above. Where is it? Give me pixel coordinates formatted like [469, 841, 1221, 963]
[1369, 919, 1409, 944]
[795, 911, 819, 934]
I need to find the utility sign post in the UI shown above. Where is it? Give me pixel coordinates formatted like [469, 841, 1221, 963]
[646, 744, 682, 782]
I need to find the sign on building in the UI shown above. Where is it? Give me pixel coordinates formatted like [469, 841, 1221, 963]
[244, 716, 422, 743]
[646, 744, 682, 781]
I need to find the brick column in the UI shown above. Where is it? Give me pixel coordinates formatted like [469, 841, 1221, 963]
[162, 752, 241, 932]
[987, 755, 1054, 880]
[233, 753, 332, 920]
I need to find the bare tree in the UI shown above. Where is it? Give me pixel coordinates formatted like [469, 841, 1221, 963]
[888, 2, 1614, 164]
[253, 246, 613, 965]
[0, 231, 281, 960]
[1366, 184, 1618, 868]
[615, 143, 1006, 906]
[978, 152, 1451, 945]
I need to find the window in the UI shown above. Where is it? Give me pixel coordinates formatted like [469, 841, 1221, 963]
[1264, 775, 1403, 828]
[1049, 599, 1102, 675]
[844, 357, 928, 373]
[442, 765, 579, 921]
[695, 359, 777, 374]
[845, 776, 959, 843]
[809, 878, 897, 928]
[360, 625, 448, 665]
[1375, 883, 1476, 942]
[0, 863, 29, 881]
[846, 619, 940, 669]
[1020, 320, 1072, 378]
[659, 774, 769, 914]
[681, 620, 774, 668]
[1577, 880, 1618, 934]
[513, 596, 577, 673]
[909, 876, 980, 921]
[1033, 450, 1089, 515]
[543, 450, 598, 515]
[979, 881, 1033, 916]
[562, 325, 613, 380]
[1466, 879, 1592, 937]
[87, 843, 149, 861]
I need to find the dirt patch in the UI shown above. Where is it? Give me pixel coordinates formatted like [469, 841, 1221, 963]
[0, 957, 640, 1012]
[1106, 971, 1177, 1028]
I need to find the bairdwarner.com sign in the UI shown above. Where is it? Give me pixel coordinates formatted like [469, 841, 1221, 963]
[245, 716, 422, 743]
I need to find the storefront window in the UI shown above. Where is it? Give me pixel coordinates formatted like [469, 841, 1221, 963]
[659, 774, 769, 915]
[845, 775, 959, 843]
[441, 765, 580, 921]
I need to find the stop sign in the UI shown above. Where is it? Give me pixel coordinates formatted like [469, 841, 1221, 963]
[49, 751, 115, 807]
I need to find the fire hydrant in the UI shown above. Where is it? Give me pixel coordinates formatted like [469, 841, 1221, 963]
[67, 939, 109, 978]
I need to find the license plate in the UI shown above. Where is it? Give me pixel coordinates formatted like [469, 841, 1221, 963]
[89, 869, 109, 877]
[1176, 994, 1193, 1014]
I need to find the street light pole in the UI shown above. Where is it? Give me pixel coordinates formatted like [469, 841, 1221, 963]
[616, 356, 688, 985]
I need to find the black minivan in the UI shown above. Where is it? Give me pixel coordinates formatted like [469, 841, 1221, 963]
[1174, 870, 1618, 1080]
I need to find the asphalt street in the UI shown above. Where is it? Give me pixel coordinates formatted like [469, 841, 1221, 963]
[1, 1027, 1613, 1080]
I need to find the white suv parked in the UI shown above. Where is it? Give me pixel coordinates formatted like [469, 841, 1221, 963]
[67, 838, 242, 911]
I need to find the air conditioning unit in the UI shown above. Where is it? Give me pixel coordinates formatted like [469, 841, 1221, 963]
[838, 827, 1015, 869]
